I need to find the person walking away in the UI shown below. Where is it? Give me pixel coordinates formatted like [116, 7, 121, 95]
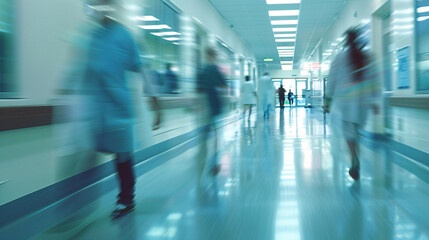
[324, 26, 380, 181]
[258, 72, 276, 119]
[85, 0, 161, 218]
[241, 75, 257, 120]
[287, 89, 294, 107]
[196, 47, 228, 192]
[164, 63, 178, 94]
[278, 85, 286, 109]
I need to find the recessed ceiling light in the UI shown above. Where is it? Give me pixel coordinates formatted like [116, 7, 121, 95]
[417, 6, 429, 13]
[273, 28, 297, 32]
[281, 61, 293, 64]
[138, 25, 171, 30]
[269, 10, 300, 16]
[151, 31, 181, 36]
[266, 0, 301, 4]
[164, 37, 181, 41]
[276, 38, 296, 42]
[271, 20, 298, 25]
[277, 46, 295, 49]
[274, 33, 296, 38]
[135, 16, 159, 21]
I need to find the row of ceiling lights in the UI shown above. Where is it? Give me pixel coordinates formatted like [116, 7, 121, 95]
[136, 16, 181, 45]
[266, 0, 301, 71]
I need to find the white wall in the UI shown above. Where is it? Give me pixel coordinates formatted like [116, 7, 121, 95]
[0, 0, 85, 107]
[170, 0, 254, 60]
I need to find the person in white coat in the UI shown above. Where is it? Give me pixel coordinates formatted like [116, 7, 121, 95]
[258, 72, 276, 119]
[324, 27, 380, 181]
[241, 75, 257, 120]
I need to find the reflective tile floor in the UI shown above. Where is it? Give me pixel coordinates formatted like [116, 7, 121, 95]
[33, 108, 429, 240]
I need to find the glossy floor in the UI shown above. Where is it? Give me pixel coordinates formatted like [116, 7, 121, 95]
[34, 108, 429, 240]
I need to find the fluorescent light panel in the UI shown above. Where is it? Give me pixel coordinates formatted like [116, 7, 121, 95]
[277, 46, 295, 49]
[271, 20, 298, 25]
[417, 6, 429, 13]
[135, 16, 159, 21]
[269, 10, 300, 16]
[281, 61, 293, 64]
[274, 33, 296, 38]
[276, 38, 296, 42]
[164, 37, 180, 41]
[273, 27, 297, 32]
[151, 31, 181, 36]
[267, 0, 301, 4]
[139, 24, 171, 30]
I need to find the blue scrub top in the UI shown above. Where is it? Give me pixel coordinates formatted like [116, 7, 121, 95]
[87, 20, 142, 153]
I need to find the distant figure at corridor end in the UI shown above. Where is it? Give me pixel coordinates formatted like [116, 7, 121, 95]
[324, 26, 380, 181]
[258, 72, 276, 119]
[277, 84, 286, 109]
[241, 75, 257, 120]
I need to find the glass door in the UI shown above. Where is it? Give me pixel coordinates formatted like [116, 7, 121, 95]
[272, 79, 282, 107]
[296, 79, 307, 107]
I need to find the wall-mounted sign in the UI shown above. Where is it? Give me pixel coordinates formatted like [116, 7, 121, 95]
[397, 46, 410, 89]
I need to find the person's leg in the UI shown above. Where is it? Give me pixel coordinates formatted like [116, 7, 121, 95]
[248, 105, 252, 120]
[112, 152, 136, 217]
[343, 122, 360, 180]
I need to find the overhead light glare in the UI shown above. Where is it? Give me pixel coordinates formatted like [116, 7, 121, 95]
[139, 24, 171, 30]
[135, 16, 159, 21]
[271, 20, 298, 25]
[417, 6, 429, 13]
[266, 0, 301, 4]
[264, 58, 274, 62]
[273, 27, 297, 32]
[164, 37, 181, 41]
[274, 33, 296, 38]
[418, 16, 429, 21]
[281, 61, 293, 64]
[277, 46, 295, 49]
[269, 10, 300, 16]
[151, 31, 181, 36]
[276, 38, 296, 42]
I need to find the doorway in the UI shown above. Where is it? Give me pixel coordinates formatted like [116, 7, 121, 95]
[273, 78, 308, 107]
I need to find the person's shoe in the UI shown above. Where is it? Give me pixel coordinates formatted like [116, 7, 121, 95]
[348, 167, 360, 181]
[111, 203, 135, 219]
[210, 164, 221, 176]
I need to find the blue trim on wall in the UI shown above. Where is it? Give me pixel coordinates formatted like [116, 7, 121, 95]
[0, 126, 204, 230]
[360, 130, 429, 168]
[0, 113, 241, 239]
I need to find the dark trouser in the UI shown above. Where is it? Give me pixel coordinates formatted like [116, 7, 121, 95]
[279, 97, 285, 109]
[288, 98, 294, 106]
[115, 152, 135, 205]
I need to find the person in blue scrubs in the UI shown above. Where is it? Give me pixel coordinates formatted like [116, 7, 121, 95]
[86, 0, 161, 218]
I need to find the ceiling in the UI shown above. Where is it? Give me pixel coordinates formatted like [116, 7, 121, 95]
[208, 0, 348, 70]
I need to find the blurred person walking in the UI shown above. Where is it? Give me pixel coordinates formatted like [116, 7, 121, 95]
[241, 75, 257, 120]
[324, 26, 380, 181]
[164, 63, 179, 94]
[196, 47, 227, 192]
[85, 0, 161, 218]
[258, 72, 276, 119]
[287, 89, 294, 107]
[278, 85, 286, 109]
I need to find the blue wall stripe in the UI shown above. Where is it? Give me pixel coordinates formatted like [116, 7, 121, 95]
[0, 126, 204, 229]
[0, 135, 201, 240]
